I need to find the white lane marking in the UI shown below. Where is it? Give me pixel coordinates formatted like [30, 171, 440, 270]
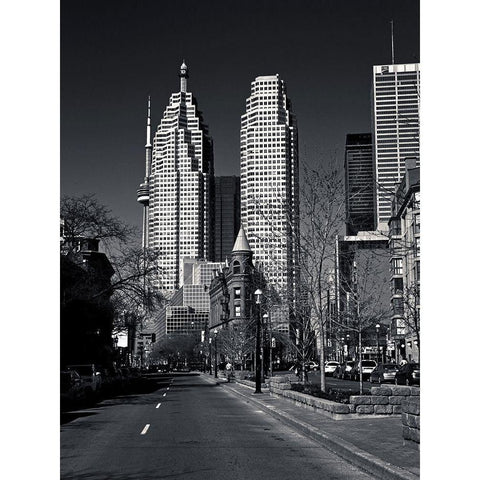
[167, 387, 170, 390]
[163, 393, 167, 397]
[140, 424, 150, 435]
[156, 403, 161, 409]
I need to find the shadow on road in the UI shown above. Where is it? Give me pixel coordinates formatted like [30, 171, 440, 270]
[60, 373, 218, 424]
[60, 410, 98, 425]
[62, 467, 216, 480]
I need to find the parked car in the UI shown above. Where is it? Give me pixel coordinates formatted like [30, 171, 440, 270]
[395, 363, 420, 386]
[333, 361, 356, 379]
[305, 361, 320, 372]
[324, 361, 340, 376]
[349, 360, 377, 380]
[61, 370, 85, 407]
[66, 364, 102, 400]
[369, 363, 399, 384]
[177, 365, 191, 372]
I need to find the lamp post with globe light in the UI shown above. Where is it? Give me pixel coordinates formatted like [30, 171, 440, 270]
[254, 289, 263, 393]
[214, 329, 218, 379]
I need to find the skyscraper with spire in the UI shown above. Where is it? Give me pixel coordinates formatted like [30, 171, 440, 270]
[240, 74, 299, 329]
[137, 62, 215, 295]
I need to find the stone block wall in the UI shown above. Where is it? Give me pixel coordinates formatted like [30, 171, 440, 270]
[402, 396, 420, 444]
[265, 378, 420, 421]
[349, 385, 419, 415]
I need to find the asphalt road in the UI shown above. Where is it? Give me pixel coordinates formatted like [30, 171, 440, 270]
[61, 373, 375, 480]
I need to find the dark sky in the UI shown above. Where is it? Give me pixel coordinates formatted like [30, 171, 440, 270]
[61, 0, 420, 235]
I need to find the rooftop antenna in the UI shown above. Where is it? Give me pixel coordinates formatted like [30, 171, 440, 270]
[390, 20, 395, 64]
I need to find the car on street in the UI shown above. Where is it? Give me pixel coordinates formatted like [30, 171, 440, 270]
[305, 361, 320, 372]
[369, 363, 399, 384]
[61, 370, 85, 407]
[349, 360, 377, 380]
[333, 361, 356, 379]
[66, 364, 102, 400]
[395, 362, 420, 386]
[324, 361, 340, 376]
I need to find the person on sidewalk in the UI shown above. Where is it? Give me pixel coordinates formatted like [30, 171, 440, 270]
[226, 362, 233, 382]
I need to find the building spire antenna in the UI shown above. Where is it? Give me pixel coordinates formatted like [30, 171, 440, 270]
[146, 95, 152, 150]
[179, 60, 188, 93]
[390, 19, 395, 64]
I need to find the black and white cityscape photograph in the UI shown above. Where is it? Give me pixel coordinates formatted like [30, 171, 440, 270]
[3, 1, 478, 479]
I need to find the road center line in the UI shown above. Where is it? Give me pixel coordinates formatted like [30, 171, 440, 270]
[156, 403, 161, 408]
[167, 387, 170, 390]
[163, 393, 167, 397]
[140, 424, 150, 435]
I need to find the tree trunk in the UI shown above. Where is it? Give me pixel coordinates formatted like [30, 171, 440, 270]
[358, 329, 363, 395]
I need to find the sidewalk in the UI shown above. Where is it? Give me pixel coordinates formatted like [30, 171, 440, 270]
[201, 373, 419, 480]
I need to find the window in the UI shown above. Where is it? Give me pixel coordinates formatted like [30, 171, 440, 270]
[392, 298, 404, 315]
[232, 261, 241, 274]
[234, 288, 241, 299]
[234, 305, 241, 317]
[392, 277, 403, 294]
[392, 258, 403, 275]
[413, 214, 420, 234]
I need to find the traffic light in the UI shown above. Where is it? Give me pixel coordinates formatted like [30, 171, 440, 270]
[151, 333, 156, 343]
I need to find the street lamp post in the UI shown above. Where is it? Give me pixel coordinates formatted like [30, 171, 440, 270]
[254, 289, 263, 393]
[263, 313, 272, 379]
[214, 329, 218, 379]
[375, 324, 380, 364]
[209, 337, 212, 375]
[113, 335, 119, 366]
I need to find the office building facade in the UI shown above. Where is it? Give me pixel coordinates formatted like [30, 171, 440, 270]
[344, 133, 375, 235]
[214, 176, 241, 262]
[372, 63, 420, 231]
[138, 62, 215, 294]
[388, 162, 420, 363]
[240, 74, 299, 325]
[157, 258, 224, 339]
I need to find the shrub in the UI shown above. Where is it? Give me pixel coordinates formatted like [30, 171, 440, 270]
[290, 383, 370, 404]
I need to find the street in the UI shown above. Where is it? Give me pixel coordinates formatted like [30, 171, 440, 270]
[61, 373, 375, 480]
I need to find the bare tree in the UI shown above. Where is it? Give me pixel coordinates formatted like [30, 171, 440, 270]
[294, 162, 346, 392]
[402, 283, 420, 358]
[252, 161, 346, 392]
[150, 334, 198, 366]
[337, 251, 391, 394]
[61, 195, 165, 364]
[61, 194, 135, 251]
[217, 322, 255, 371]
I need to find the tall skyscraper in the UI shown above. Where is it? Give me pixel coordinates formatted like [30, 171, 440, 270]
[344, 133, 375, 235]
[138, 62, 215, 294]
[372, 63, 420, 231]
[214, 176, 240, 262]
[240, 74, 299, 321]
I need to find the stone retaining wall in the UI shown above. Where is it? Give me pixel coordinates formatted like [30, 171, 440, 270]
[350, 386, 420, 415]
[402, 396, 420, 444]
[267, 377, 420, 421]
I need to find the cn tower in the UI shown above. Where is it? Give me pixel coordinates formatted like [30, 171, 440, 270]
[136, 96, 152, 249]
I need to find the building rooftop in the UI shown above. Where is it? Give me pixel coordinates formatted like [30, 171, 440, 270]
[232, 224, 251, 253]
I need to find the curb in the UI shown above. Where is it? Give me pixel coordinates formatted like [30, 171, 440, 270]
[222, 381, 418, 480]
